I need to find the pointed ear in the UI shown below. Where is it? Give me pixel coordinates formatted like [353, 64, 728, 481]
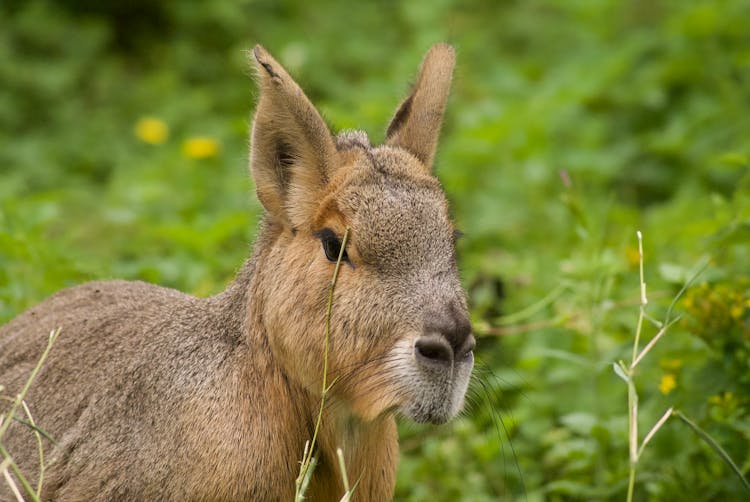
[385, 43, 455, 171]
[250, 45, 337, 228]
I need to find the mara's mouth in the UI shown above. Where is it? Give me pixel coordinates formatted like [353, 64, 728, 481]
[399, 355, 474, 425]
[339, 338, 474, 423]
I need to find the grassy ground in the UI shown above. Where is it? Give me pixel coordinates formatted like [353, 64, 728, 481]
[1, 0, 749, 500]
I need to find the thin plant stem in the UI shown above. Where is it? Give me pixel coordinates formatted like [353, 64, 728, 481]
[1, 457, 24, 502]
[4, 418, 57, 446]
[336, 447, 356, 502]
[625, 372, 638, 502]
[632, 316, 681, 369]
[296, 450, 316, 499]
[639, 407, 673, 457]
[621, 235, 711, 502]
[21, 401, 44, 498]
[336, 448, 350, 494]
[295, 228, 350, 501]
[631, 231, 646, 364]
[631, 309, 644, 368]
[625, 231, 647, 502]
[0, 443, 39, 502]
[0, 328, 59, 501]
[626, 467, 635, 502]
[0, 328, 61, 442]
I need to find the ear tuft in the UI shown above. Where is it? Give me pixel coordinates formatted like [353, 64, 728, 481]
[386, 43, 456, 170]
[253, 45, 280, 80]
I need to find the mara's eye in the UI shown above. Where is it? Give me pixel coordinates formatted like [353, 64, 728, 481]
[318, 229, 349, 263]
[322, 236, 346, 262]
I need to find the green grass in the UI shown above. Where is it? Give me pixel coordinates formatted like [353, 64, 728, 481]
[1, 0, 750, 500]
[0, 327, 60, 501]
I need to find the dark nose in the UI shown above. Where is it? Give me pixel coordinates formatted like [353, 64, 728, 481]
[415, 305, 474, 366]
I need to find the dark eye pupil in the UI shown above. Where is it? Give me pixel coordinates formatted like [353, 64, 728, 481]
[323, 236, 348, 262]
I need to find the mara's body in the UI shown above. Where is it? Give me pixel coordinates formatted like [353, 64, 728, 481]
[0, 44, 473, 501]
[1, 263, 395, 500]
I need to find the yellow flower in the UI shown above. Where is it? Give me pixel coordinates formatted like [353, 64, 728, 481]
[709, 392, 735, 407]
[135, 117, 169, 145]
[658, 373, 677, 395]
[183, 137, 220, 159]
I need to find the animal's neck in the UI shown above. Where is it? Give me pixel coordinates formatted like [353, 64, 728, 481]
[220, 219, 399, 500]
[301, 393, 399, 501]
[210, 218, 278, 346]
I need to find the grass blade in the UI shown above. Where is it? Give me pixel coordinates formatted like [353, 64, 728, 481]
[672, 410, 750, 492]
[638, 407, 673, 458]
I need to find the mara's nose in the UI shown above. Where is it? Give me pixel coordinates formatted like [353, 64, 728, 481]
[415, 307, 474, 366]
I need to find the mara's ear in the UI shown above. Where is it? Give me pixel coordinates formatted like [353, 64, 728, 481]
[250, 45, 337, 228]
[385, 43, 455, 171]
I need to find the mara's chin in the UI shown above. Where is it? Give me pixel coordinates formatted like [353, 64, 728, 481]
[403, 405, 455, 425]
[400, 360, 473, 425]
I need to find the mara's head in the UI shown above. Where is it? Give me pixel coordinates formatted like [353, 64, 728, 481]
[250, 44, 473, 425]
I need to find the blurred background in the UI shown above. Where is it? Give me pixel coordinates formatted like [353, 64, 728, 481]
[1, 0, 749, 500]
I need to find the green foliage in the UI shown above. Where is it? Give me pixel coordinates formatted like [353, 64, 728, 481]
[1, 0, 749, 499]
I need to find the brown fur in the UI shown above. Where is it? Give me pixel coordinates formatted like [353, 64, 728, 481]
[0, 43, 472, 501]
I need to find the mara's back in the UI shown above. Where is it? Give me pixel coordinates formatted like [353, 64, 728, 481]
[1, 43, 474, 501]
[0, 277, 275, 499]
